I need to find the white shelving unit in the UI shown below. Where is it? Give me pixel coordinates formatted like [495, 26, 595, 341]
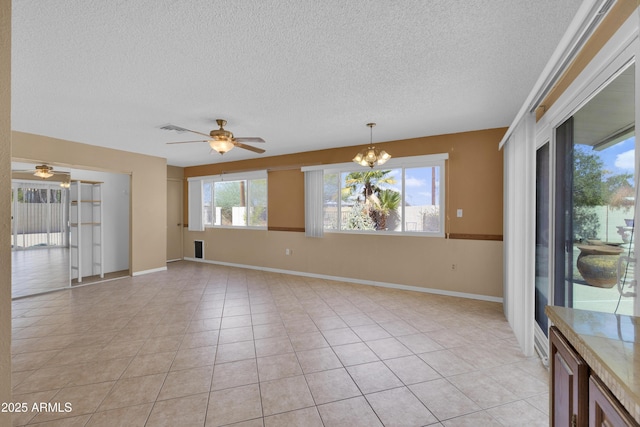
[69, 180, 103, 283]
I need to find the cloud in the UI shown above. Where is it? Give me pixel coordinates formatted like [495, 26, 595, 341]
[405, 177, 426, 187]
[615, 149, 635, 170]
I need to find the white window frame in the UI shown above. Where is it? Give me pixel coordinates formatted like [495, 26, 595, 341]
[303, 154, 448, 237]
[188, 170, 268, 230]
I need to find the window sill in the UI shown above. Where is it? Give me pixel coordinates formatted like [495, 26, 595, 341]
[324, 230, 445, 238]
[204, 225, 268, 231]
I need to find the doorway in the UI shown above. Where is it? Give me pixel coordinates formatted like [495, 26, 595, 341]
[167, 178, 183, 262]
[11, 179, 70, 297]
[11, 162, 132, 298]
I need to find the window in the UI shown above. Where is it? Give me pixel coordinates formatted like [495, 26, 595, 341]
[188, 171, 267, 231]
[304, 154, 447, 237]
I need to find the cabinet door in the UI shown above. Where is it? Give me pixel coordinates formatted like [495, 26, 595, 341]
[550, 326, 589, 427]
[589, 375, 639, 427]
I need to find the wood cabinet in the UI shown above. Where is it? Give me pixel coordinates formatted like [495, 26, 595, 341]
[550, 326, 639, 427]
[589, 375, 638, 427]
[550, 326, 589, 426]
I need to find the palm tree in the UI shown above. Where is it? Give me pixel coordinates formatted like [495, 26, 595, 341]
[343, 170, 396, 201]
[375, 189, 401, 230]
[343, 170, 400, 230]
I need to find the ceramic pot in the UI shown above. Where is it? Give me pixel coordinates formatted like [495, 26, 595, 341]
[575, 244, 624, 288]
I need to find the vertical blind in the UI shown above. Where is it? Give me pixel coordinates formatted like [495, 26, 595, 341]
[11, 181, 68, 249]
[304, 169, 324, 237]
[188, 179, 204, 231]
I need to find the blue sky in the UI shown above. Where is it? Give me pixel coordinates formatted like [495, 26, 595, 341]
[339, 168, 439, 207]
[397, 167, 439, 206]
[595, 136, 635, 178]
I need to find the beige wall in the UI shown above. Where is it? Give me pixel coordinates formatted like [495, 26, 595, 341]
[184, 229, 503, 298]
[0, 0, 11, 419]
[268, 169, 305, 230]
[167, 165, 184, 180]
[185, 128, 505, 238]
[12, 132, 168, 274]
[183, 128, 505, 299]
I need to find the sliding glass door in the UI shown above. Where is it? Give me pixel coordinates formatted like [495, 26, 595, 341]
[535, 142, 551, 335]
[536, 62, 636, 346]
[553, 63, 637, 316]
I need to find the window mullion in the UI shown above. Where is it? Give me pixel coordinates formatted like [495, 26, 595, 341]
[245, 179, 249, 227]
[336, 172, 341, 230]
[210, 181, 214, 226]
[401, 167, 406, 232]
[440, 163, 445, 234]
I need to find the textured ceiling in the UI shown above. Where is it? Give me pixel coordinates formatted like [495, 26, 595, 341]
[12, 0, 584, 167]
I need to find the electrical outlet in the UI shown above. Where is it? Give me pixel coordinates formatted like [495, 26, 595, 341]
[457, 209, 463, 218]
[451, 264, 457, 271]
[285, 248, 291, 255]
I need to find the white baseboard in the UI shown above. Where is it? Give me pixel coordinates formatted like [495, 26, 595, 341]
[132, 266, 168, 276]
[183, 257, 503, 303]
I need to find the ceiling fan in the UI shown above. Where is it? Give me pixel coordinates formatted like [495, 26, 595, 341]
[12, 165, 71, 186]
[163, 119, 266, 155]
[13, 164, 68, 179]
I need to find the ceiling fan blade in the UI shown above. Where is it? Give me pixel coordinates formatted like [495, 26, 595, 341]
[166, 140, 209, 145]
[13, 169, 67, 173]
[235, 137, 265, 143]
[162, 124, 211, 138]
[234, 142, 266, 154]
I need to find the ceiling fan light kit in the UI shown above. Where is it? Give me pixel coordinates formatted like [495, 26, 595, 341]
[353, 123, 391, 168]
[209, 119, 237, 154]
[164, 118, 266, 155]
[209, 139, 235, 154]
[14, 164, 71, 185]
[34, 164, 54, 179]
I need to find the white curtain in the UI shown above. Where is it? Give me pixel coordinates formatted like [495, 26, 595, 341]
[502, 112, 535, 357]
[188, 179, 204, 231]
[12, 181, 68, 249]
[304, 170, 324, 237]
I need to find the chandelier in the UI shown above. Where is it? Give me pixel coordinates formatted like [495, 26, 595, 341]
[352, 123, 391, 168]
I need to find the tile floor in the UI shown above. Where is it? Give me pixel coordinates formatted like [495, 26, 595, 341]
[12, 248, 130, 299]
[11, 261, 550, 426]
[12, 248, 70, 298]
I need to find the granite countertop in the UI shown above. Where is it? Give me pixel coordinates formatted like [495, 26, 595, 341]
[546, 306, 640, 423]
